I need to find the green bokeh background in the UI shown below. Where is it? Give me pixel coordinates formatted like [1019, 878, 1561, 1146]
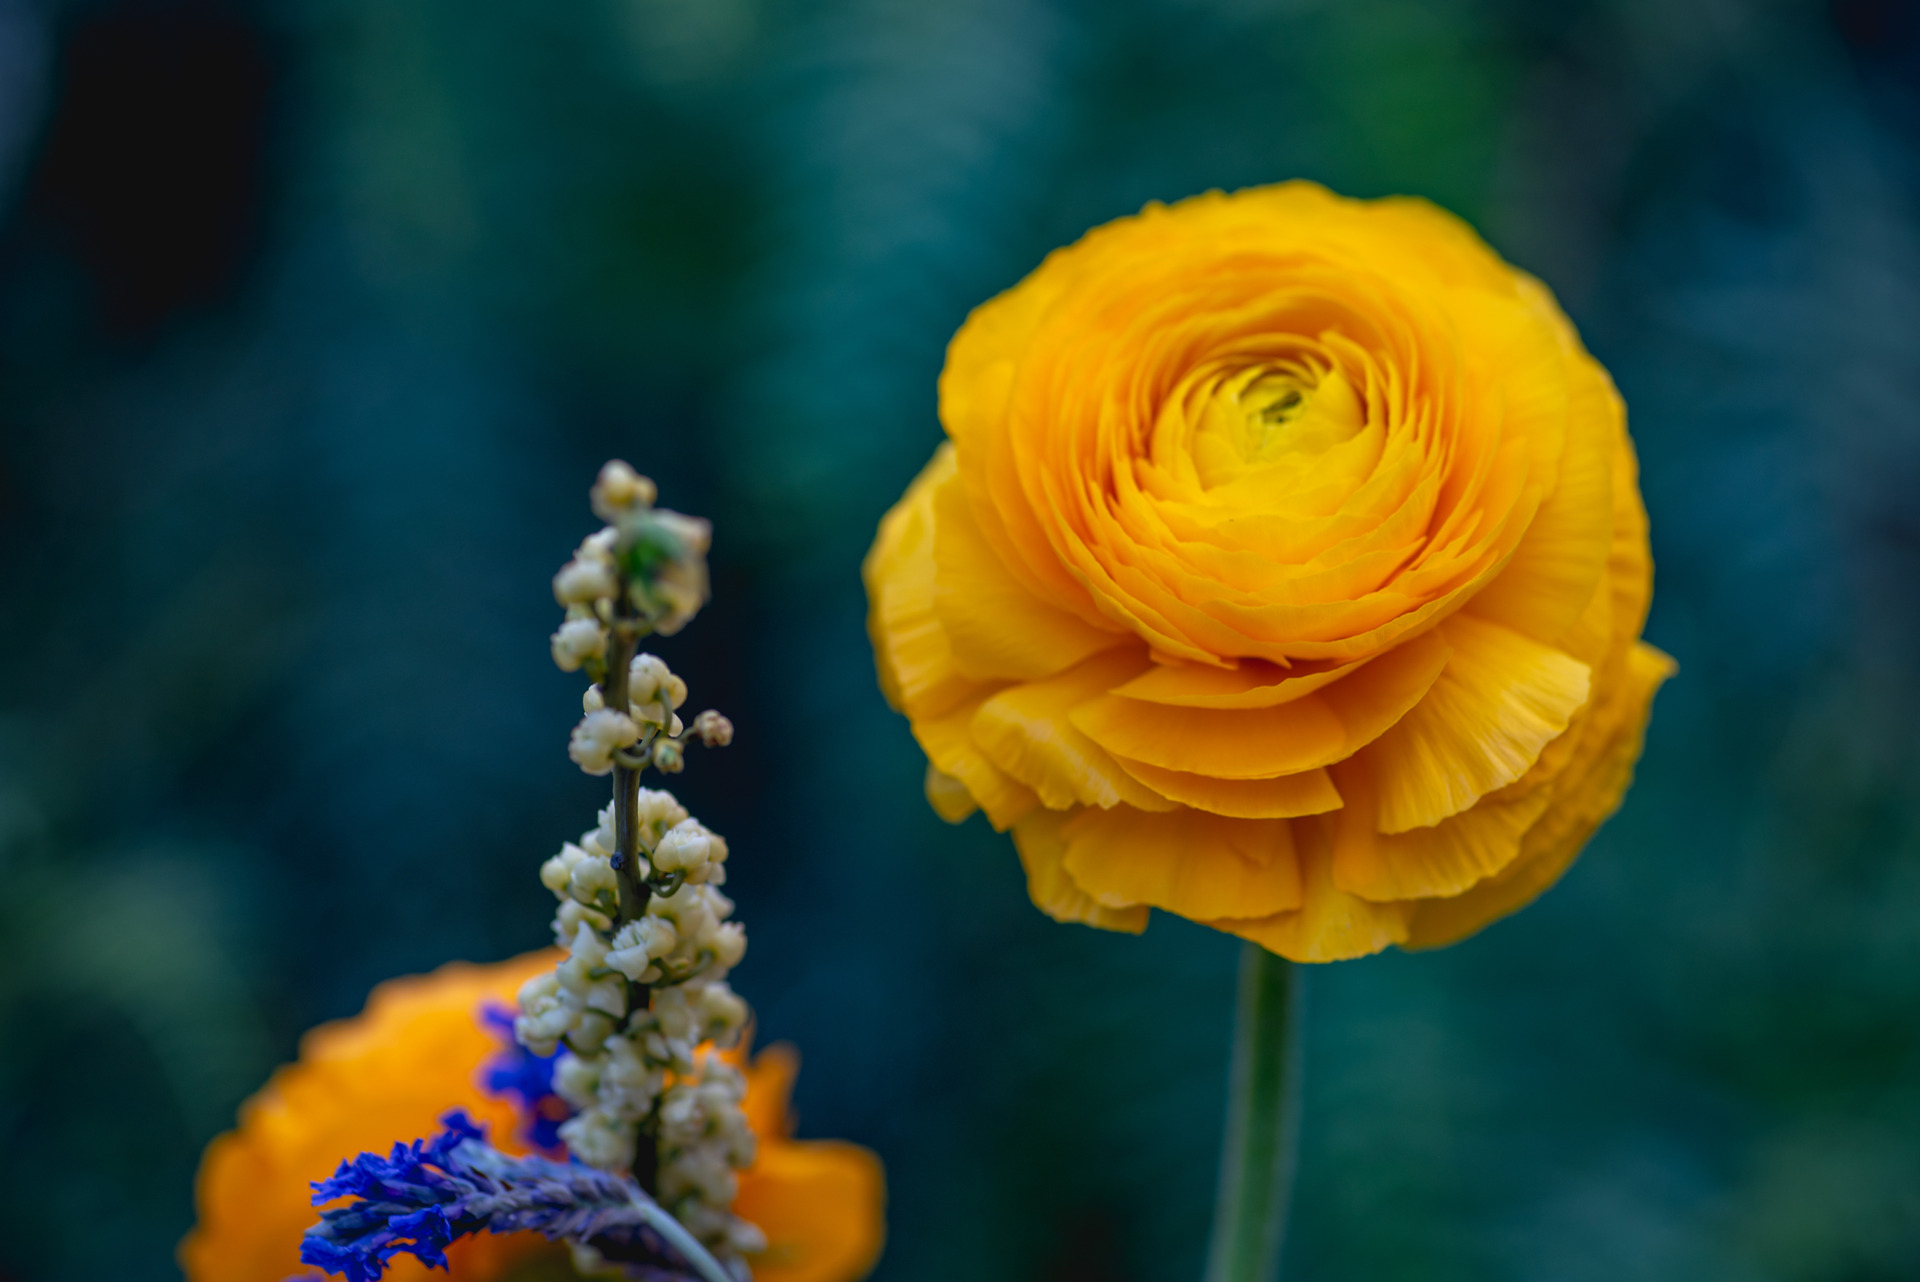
[2, 0, 1918, 1278]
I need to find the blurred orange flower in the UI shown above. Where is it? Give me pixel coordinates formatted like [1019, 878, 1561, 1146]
[179, 951, 884, 1282]
[865, 181, 1673, 961]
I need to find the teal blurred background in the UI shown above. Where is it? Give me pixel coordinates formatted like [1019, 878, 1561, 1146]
[2, 0, 1919, 1278]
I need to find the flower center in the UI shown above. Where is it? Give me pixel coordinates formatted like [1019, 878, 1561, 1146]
[1187, 360, 1366, 490]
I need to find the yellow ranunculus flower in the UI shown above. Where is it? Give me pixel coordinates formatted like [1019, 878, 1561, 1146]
[865, 181, 1673, 962]
[179, 951, 885, 1282]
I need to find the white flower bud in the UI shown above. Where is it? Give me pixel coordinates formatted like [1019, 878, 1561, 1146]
[709, 921, 747, 969]
[564, 918, 610, 964]
[558, 954, 600, 997]
[724, 1126, 756, 1170]
[653, 986, 695, 1041]
[568, 709, 640, 775]
[698, 983, 748, 1042]
[606, 916, 678, 980]
[600, 1037, 664, 1114]
[728, 1219, 769, 1255]
[566, 853, 617, 905]
[633, 789, 689, 851]
[651, 738, 685, 773]
[553, 557, 617, 605]
[691, 710, 733, 747]
[704, 1058, 746, 1097]
[514, 1025, 564, 1059]
[619, 915, 679, 960]
[626, 657, 687, 730]
[555, 898, 611, 937]
[657, 1081, 708, 1145]
[613, 508, 710, 637]
[582, 976, 626, 1020]
[518, 971, 560, 1008]
[559, 1108, 635, 1173]
[580, 805, 617, 858]
[674, 1199, 728, 1239]
[629, 654, 673, 705]
[571, 1009, 616, 1049]
[652, 883, 722, 937]
[549, 618, 608, 672]
[514, 974, 572, 1056]
[630, 510, 711, 637]
[539, 849, 575, 894]
[553, 1053, 601, 1110]
[652, 820, 715, 875]
[660, 1144, 738, 1206]
[590, 459, 657, 522]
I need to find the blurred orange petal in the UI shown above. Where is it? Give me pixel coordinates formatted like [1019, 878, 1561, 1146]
[179, 952, 561, 1282]
[737, 1140, 887, 1282]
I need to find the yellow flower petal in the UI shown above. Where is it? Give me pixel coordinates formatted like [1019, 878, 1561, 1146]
[1362, 612, 1591, 834]
[1069, 628, 1450, 780]
[862, 444, 986, 720]
[923, 763, 979, 823]
[1328, 755, 1555, 901]
[1113, 759, 1343, 819]
[1058, 806, 1303, 919]
[1467, 333, 1618, 647]
[934, 467, 1123, 682]
[1011, 808, 1150, 933]
[1109, 655, 1363, 709]
[970, 649, 1172, 811]
[910, 691, 1039, 831]
[1209, 819, 1411, 962]
[1606, 431, 1656, 643]
[1404, 640, 1674, 947]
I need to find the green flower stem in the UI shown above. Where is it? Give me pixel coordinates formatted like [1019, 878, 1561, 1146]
[1203, 942, 1305, 1282]
[600, 603, 660, 1195]
[603, 609, 648, 924]
[628, 1195, 738, 1282]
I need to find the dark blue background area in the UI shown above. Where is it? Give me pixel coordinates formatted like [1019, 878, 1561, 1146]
[0, 0, 1917, 1278]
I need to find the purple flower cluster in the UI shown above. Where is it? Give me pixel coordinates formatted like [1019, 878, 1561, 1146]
[299, 1111, 704, 1282]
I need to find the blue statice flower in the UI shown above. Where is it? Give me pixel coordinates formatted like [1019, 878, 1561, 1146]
[300, 1111, 733, 1282]
[479, 1001, 572, 1153]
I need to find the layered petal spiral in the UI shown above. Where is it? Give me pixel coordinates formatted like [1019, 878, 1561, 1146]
[865, 181, 1672, 961]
